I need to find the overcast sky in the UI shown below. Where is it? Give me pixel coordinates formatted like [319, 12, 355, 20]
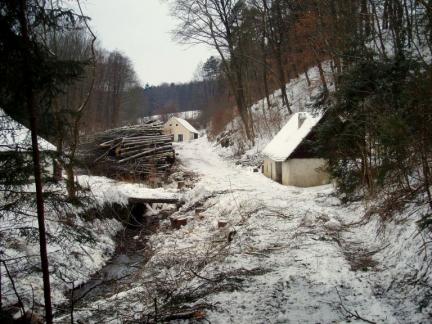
[80, 0, 214, 86]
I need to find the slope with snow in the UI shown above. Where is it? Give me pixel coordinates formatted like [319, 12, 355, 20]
[65, 138, 431, 323]
[0, 108, 56, 152]
[219, 64, 333, 160]
[1, 176, 180, 317]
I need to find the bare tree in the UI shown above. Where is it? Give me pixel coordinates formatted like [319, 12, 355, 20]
[105, 51, 136, 127]
[47, 0, 97, 201]
[169, 0, 255, 142]
[261, 0, 293, 113]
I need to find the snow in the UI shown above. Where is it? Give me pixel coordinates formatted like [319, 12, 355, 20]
[172, 116, 199, 133]
[65, 137, 431, 323]
[0, 108, 57, 152]
[1, 163, 177, 319]
[77, 175, 180, 205]
[1, 174, 183, 318]
[0, 181, 123, 316]
[262, 111, 323, 161]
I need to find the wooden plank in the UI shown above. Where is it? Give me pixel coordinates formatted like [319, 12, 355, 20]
[128, 197, 179, 204]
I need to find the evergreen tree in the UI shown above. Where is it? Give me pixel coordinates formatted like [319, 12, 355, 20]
[0, 1, 86, 321]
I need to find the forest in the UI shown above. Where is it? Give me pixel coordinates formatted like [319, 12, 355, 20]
[1, 0, 432, 323]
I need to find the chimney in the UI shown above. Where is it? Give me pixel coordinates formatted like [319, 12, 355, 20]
[298, 112, 307, 128]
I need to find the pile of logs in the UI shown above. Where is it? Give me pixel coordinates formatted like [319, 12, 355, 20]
[79, 120, 175, 179]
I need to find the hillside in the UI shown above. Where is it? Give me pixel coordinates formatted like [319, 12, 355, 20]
[51, 65, 431, 323]
[214, 64, 331, 163]
[54, 137, 431, 323]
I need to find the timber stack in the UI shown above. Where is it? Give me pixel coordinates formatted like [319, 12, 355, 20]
[79, 120, 175, 179]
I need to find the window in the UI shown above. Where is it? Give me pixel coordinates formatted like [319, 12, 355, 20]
[176, 124, 178, 126]
[178, 134, 183, 142]
[194, 133, 198, 139]
[169, 124, 172, 126]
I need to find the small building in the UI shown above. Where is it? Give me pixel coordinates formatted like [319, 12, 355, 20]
[164, 116, 199, 142]
[262, 112, 330, 187]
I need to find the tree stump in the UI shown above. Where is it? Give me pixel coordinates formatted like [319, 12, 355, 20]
[177, 181, 185, 189]
[218, 220, 228, 228]
[170, 217, 188, 229]
[195, 208, 205, 220]
[195, 208, 204, 215]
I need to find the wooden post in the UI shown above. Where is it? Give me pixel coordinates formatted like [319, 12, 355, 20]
[177, 181, 185, 189]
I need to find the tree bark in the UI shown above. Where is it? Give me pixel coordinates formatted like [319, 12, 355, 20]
[17, 1, 53, 322]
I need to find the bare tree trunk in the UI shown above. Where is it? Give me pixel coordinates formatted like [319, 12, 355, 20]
[276, 49, 292, 113]
[304, 69, 311, 87]
[263, 69, 272, 109]
[64, 0, 97, 202]
[316, 60, 328, 94]
[234, 65, 255, 143]
[17, 1, 53, 322]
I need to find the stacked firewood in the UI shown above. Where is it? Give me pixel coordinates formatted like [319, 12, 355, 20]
[79, 121, 175, 179]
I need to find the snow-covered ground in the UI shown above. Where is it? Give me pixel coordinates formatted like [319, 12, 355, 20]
[0, 191, 122, 317]
[0, 176, 180, 319]
[67, 137, 431, 323]
[77, 175, 180, 205]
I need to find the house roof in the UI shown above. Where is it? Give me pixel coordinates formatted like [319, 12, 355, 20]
[168, 117, 198, 134]
[0, 109, 57, 152]
[262, 112, 324, 162]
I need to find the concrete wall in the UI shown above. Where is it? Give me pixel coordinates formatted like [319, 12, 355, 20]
[163, 118, 196, 142]
[263, 158, 330, 187]
[263, 159, 276, 180]
[282, 158, 330, 187]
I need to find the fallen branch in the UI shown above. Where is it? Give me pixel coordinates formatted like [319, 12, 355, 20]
[335, 287, 377, 324]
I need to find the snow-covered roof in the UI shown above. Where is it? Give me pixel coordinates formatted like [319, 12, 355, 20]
[262, 112, 323, 161]
[168, 117, 199, 134]
[0, 108, 57, 152]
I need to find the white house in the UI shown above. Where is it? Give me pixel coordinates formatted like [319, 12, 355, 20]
[163, 116, 199, 142]
[262, 112, 330, 187]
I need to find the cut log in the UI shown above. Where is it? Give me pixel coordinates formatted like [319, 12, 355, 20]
[170, 217, 188, 230]
[195, 207, 204, 215]
[117, 145, 173, 164]
[218, 220, 228, 228]
[128, 197, 179, 204]
[78, 121, 175, 180]
[177, 181, 185, 189]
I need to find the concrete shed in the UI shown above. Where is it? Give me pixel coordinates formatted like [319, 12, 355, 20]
[164, 116, 199, 142]
[262, 112, 330, 187]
